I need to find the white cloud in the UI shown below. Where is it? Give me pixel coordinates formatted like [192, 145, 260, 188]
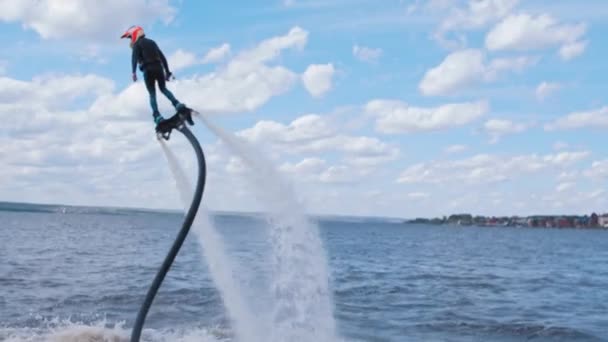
[92, 27, 307, 116]
[408, 192, 431, 199]
[168, 49, 198, 72]
[406, 3, 419, 15]
[444, 144, 468, 154]
[419, 49, 537, 96]
[420, 49, 484, 96]
[584, 160, 608, 180]
[279, 158, 368, 184]
[0, 28, 319, 214]
[225, 156, 248, 176]
[319, 166, 350, 184]
[588, 190, 606, 201]
[485, 13, 587, 59]
[0, 72, 183, 210]
[239, 26, 308, 64]
[176, 28, 305, 112]
[0, 74, 114, 110]
[202, 43, 231, 64]
[487, 56, 535, 75]
[280, 158, 327, 176]
[557, 170, 578, 182]
[556, 182, 575, 193]
[78, 45, 107, 64]
[1, 3, 604, 220]
[0, 0, 176, 40]
[434, 0, 520, 47]
[239, 114, 335, 144]
[227, 113, 398, 186]
[365, 99, 488, 133]
[301, 63, 336, 98]
[543, 151, 591, 165]
[483, 119, 528, 143]
[353, 44, 383, 63]
[559, 40, 588, 61]
[427, 0, 456, 11]
[200, 68, 294, 109]
[336, 136, 400, 167]
[536, 81, 562, 101]
[545, 106, 608, 131]
[237, 114, 399, 167]
[319, 165, 370, 184]
[440, 0, 519, 31]
[167, 44, 231, 72]
[397, 151, 590, 185]
[553, 141, 569, 151]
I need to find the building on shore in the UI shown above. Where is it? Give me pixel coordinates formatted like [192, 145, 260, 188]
[407, 212, 608, 229]
[600, 214, 608, 228]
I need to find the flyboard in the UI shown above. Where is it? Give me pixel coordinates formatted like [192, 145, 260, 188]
[130, 107, 206, 342]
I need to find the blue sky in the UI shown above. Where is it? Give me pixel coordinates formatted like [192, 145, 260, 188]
[1, 0, 607, 218]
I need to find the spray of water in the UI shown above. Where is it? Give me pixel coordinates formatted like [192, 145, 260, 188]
[159, 140, 262, 342]
[194, 114, 338, 342]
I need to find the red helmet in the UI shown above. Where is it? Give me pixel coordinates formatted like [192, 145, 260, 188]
[120, 25, 144, 47]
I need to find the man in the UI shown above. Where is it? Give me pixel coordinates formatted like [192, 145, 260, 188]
[121, 25, 188, 125]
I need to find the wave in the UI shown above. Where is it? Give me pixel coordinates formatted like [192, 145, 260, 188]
[0, 318, 228, 342]
[416, 321, 604, 341]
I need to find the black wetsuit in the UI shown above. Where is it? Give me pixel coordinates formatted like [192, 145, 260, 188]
[131, 36, 181, 115]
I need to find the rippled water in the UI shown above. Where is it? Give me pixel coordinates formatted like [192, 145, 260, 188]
[1, 205, 607, 341]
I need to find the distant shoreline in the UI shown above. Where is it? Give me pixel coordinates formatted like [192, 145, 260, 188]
[407, 213, 608, 229]
[0, 200, 403, 223]
[2, 200, 607, 229]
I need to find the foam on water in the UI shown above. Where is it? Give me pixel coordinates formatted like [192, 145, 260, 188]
[0, 320, 226, 342]
[195, 113, 339, 342]
[159, 140, 262, 342]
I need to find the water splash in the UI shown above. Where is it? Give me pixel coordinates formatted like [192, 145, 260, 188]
[159, 140, 261, 342]
[195, 113, 338, 342]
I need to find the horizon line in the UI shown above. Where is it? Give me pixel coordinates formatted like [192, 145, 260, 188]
[1, 199, 606, 221]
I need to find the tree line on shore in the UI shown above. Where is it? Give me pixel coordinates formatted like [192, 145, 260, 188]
[407, 213, 608, 229]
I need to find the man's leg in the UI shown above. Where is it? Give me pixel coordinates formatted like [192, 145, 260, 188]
[158, 76, 193, 124]
[143, 70, 163, 123]
[157, 71, 184, 110]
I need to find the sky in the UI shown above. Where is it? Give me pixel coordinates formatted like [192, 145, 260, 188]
[1, 0, 607, 219]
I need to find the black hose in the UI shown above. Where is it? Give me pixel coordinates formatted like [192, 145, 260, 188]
[130, 124, 206, 342]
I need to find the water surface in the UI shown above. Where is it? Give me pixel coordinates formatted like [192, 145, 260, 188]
[1, 205, 607, 341]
